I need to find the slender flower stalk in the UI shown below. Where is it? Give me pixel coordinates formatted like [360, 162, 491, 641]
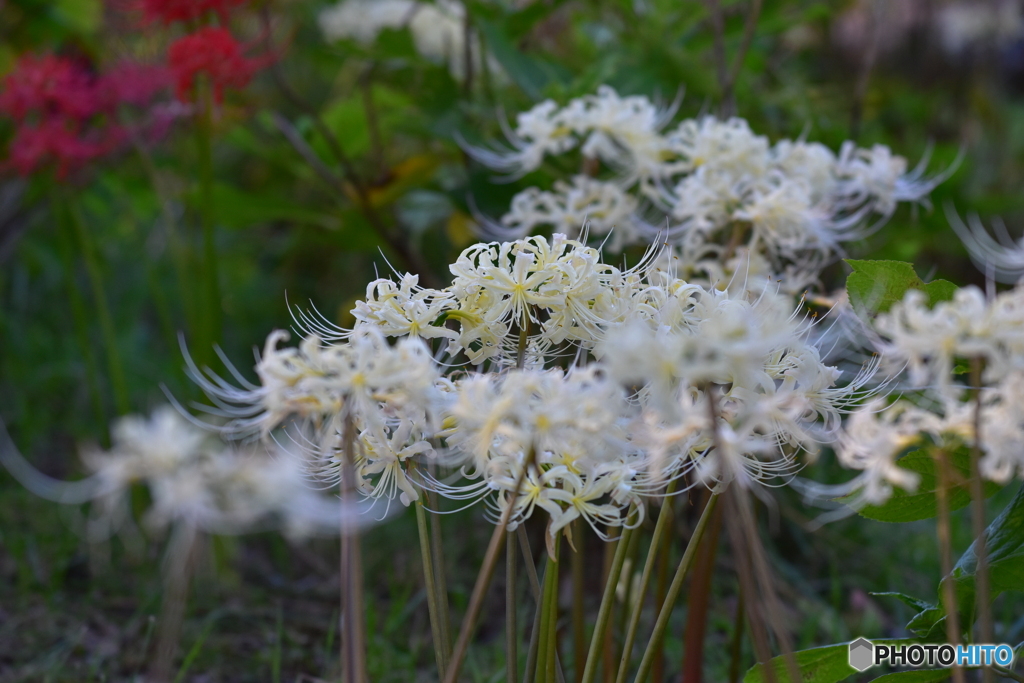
[195, 82, 220, 366]
[934, 449, 965, 683]
[581, 516, 636, 683]
[67, 197, 130, 415]
[428, 489, 453, 664]
[631, 493, 720, 683]
[536, 534, 562, 683]
[443, 449, 538, 683]
[340, 415, 367, 683]
[149, 522, 201, 683]
[508, 530, 519, 683]
[727, 583, 746, 683]
[415, 497, 448, 678]
[572, 519, 586, 683]
[970, 358, 993, 683]
[614, 482, 677, 683]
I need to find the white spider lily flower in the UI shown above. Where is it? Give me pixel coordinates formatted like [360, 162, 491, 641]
[352, 273, 458, 342]
[496, 176, 640, 250]
[318, 0, 491, 81]
[833, 399, 935, 506]
[82, 407, 362, 538]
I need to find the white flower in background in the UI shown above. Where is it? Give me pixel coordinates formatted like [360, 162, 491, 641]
[466, 86, 949, 292]
[833, 399, 931, 506]
[318, 0, 491, 80]
[494, 176, 640, 250]
[81, 406, 351, 538]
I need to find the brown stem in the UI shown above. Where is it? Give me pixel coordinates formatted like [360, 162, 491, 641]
[935, 449, 965, 683]
[970, 357, 993, 683]
[340, 414, 367, 683]
[681, 493, 724, 683]
[443, 448, 540, 683]
[149, 522, 200, 683]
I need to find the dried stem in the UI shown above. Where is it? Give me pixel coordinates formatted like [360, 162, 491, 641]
[934, 449, 965, 683]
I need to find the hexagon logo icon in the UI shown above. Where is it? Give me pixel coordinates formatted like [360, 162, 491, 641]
[849, 638, 874, 672]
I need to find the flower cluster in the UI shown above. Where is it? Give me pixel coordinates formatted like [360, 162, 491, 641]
[168, 27, 271, 103]
[468, 86, 949, 293]
[831, 283, 1024, 507]
[135, 0, 246, 25]
[0, 53, 170, 178]
[81, 406, 346, 538]
[199, 234, 868, 542]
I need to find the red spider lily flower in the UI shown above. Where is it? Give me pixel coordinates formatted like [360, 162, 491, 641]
[136, 0, 246, 25]
[4, 119, 121, 179]
[168, 27, 270, 103]
[0, 54, 106, 122]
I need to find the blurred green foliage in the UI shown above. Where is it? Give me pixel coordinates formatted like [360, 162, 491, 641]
[4, 0, 1024, 679]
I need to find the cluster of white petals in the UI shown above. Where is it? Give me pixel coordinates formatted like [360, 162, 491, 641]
[829, 282, 1024, 508]
[81, 406, 346, 538]
[260, 234, 865, 540]
[468, 86, 948, 293]
[318, 0, 492, 81]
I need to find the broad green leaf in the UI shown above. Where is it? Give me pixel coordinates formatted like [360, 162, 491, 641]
[743, 640, 914, 683]
[845, 260, 956, 315]
[848, 450, 1001, 523]
[868, 670, 951, 683]
[188, 183, 340, 231]
[316, 85, 413, 161]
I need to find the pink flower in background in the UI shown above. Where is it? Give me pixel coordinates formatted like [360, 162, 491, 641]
[168, 27, 270, 103]
[135, 0, 247, 25]
[0, 52, 173, 179]
[0, 54, 105, 122]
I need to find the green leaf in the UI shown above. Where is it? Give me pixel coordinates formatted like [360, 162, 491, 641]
[848, 450, 1001, 523]
[871, 591, 934, 614]
[949, 482, 1024, 597]
[188, 183, 340, 231]
[743, 640, 915, 683]
[476, 18, 565, 99]
[845, 260, 956, 316]
[909, 484, 1024, 639]
[867, 670, 951, 683]
[316, 85, 414, 161]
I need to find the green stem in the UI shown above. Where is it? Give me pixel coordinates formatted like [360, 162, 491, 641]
[615, 483, 678, 683]
[428, 488, 453, 661]
[195, 88, 220, 365]
[416, 499, 448, 678]
[632, 493, 721, 683]
[572, 519, 586, 683]
[67, 199, 130, 415]
[536, 535, 562, 683]
[56, 206, 107, 438]
[580, 517, 637, 683]
[508, 530, 519, 683]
